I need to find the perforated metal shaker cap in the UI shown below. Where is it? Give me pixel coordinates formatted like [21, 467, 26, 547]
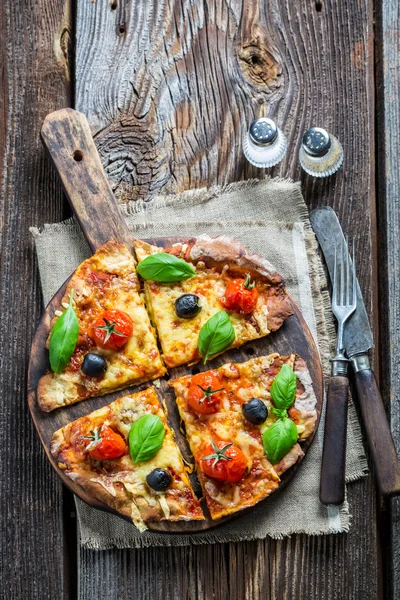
[302, 127, 331, 156]
[249, 118, 278, 147]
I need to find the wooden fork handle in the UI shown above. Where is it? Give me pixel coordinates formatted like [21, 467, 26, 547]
[354, 369, 400, 497]
[320, 376, 349, 505]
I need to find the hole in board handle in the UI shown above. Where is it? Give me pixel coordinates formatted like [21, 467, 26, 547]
[119, 24, 126, 35]
[110, 1, 117, 9]
[315, 0, 323, 11]
[73, 150, 84, 162]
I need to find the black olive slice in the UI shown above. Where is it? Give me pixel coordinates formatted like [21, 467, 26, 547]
[146, 468, 173, 491]
[175, 293, 202, 318]
[81, 353, 107, 377]
[242, 398, 268, 425]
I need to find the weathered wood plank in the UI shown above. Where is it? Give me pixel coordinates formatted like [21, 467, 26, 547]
[375, 1, 400, 598]
[79, 478, 380, 600]
[0, 0, 72, 598]
[75, 0, 380, 598]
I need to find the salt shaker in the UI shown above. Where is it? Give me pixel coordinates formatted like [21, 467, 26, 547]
[299, 127, 343, 177]
[243, 117, 287, 168]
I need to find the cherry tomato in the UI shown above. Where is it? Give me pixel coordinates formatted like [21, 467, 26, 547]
[89, 309, 133, 350]
[89, 271, 114, 284]
[201, 439, 247, 483]
[220, 274, 258, 315]
[84, 425, 126, 460]
[187, 373, 225, 414]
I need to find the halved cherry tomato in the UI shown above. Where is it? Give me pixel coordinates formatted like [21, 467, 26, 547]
[89, 271, 114, 284]
[187, 373, 225, 414]
[201, 439, 247, 483]
[220, 274, 258, 315]
[84, 425, 126, 461]
[89, 309, 133, 350]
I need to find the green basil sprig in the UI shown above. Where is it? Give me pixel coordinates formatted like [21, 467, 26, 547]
[137, 253, 196, 283]
[262, 417, 298, 464]
[49, 290, 79, 373]
[262, 364, 298, 464]
[198, 310, 235, 364]
[129, 414, 165, 463]
[270, 363, 297, 409]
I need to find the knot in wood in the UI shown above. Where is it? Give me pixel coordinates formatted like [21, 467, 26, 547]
[238, 32, 281, 91]
[94, 117, 171, 203]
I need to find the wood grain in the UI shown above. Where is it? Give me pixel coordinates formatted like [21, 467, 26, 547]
[75, 0, 381, 599]
[0, 0, 72, 598]
[319, 376, 349, 506]
[28, 240, 323, 532]
[375, 0, 400, 595]
[41, 109, 133, 252]
[354, 369, 400, 497]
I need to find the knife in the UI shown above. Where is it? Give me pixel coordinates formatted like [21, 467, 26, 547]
[310, 206, 400, 497]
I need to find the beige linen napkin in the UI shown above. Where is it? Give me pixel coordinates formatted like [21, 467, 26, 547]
[31, 178, 367, 549]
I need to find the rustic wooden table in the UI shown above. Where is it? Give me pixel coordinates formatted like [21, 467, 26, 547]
[1, 1, 399, 598]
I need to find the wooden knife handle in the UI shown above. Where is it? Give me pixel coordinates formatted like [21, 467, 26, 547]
[40, 108, 132, 252]
[354, 369, 400, 496]
[319, 376, 349, 505]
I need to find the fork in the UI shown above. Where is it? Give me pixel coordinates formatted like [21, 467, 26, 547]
[320, 239, 357, 505]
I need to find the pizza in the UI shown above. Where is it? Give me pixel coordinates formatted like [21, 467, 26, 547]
[51, 386, 204, 530]
[134, 235, 292, 368]
[37, 234, 319, 527]
[169, 354, 317, 519]
[38, 241, 166, 412]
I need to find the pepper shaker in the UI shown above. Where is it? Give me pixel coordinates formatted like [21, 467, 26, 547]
[243, 117, 287, 168]
[299, 127, 343, 177]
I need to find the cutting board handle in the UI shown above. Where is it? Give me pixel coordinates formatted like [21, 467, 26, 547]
[41, 108, 132, 252]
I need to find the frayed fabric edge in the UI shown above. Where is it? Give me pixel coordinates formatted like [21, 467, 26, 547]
[121, 177, 298, 216]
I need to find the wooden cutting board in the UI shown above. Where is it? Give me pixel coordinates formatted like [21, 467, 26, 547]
[27, 109, 323, 532]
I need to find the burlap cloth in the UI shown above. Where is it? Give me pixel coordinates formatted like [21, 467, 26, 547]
[31, 178, 368, 549]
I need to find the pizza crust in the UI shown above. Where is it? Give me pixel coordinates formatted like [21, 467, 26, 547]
[51, 387, 204, 526]
[38, 241, 166, 412]
[170, 353, 318, 518]
[134, 236, 293, 367]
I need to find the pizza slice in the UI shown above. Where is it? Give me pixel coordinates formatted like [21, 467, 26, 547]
[169, 354, 317, 519]
[38, 241, 166, 412]
[51, 387, 204, 530]
[134, 235, 292, 368]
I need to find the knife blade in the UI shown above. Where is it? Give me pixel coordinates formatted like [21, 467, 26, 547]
[310, 206, 372, 358]
[311, 206, 400, 497]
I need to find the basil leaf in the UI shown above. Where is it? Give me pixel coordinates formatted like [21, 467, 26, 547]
[137, 253, 196, 282]
[271, 407, 288, 419]
[129, 414, 165, 463]
[270, 364, 297, 410]
[262, 417, 298, 464]
[49, 290, 79, 374]
[198, 310, 235, 364]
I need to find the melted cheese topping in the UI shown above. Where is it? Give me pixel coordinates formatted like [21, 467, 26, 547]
[52, 387, 203, 529]
[39, 242, 166, 410]
[135, 242, 272, 368]
[170, 354, 318, 518]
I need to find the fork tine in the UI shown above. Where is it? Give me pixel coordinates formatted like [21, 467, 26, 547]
[340, 239, 344, 307]
[333, 245, 337, 306]
[352, 239, 356, 307]
[346, 237, 350, 306]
